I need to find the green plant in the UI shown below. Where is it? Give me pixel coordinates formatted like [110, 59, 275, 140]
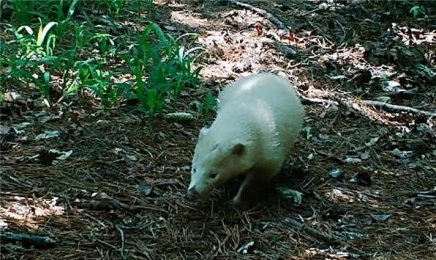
[101, 0, 127, 16]
[10, 0, 77, 24]
[2, 20, 59, 100]
[61, 57, 116, 109]
[10, 0, 43, 23]
[91, 33, 117, 58]
[52, 0, 80, 39]
[7, 19, 57, 58]
[203, 92, 217, 113]
[1, 1, 208, 117]
[121, 22, 204, 117]
[410, 5, 427, 19]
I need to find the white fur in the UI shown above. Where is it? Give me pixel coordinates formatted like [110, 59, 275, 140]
[188, 72, 305, 205]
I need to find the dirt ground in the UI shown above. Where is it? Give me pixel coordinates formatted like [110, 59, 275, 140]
[1, 0, 436, 259]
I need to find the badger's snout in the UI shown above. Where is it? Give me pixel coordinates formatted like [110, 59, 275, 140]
[186, 187, 200, 200]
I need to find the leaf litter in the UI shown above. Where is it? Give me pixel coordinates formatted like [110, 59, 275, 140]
[1, 0, 436, 259]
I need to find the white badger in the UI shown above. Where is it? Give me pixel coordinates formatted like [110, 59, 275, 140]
[186, 72, 305, 207]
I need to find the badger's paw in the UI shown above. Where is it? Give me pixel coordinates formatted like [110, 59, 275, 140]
[230, 195, 241, 206]
[230, 195, 250, 210]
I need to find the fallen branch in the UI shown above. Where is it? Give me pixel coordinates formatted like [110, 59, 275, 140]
[220, 0, 287, 30]
[300, 95, 338, 106]
[276, 42, 300, 59]
[72, 191, 167, 213]
[281, 217, 367, 256]
[299, 3, 333, 17]
[296, 88, 436, 118]
[0, 231, 57, 248]
[282, 217, 341, 243]
[220, 0, 300, 60]
[362, 100, 436, 118]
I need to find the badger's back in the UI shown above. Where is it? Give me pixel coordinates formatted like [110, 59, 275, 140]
[215, 73, 304, 162]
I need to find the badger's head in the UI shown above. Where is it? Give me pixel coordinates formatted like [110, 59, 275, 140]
[186, 126, 254, 201]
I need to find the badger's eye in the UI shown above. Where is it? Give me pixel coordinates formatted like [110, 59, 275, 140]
[209, 172, 218, 179]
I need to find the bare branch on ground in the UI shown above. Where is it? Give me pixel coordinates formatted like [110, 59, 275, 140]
[221, 0, 288, 30]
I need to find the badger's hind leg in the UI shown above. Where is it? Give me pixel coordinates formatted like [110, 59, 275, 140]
[231, 167, 277, 209]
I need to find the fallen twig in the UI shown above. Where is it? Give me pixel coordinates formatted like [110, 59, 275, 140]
[281, 217, 367, 256]
[282, 217, 341, 243]
[333, 18, 346, 44]
[295, 88, 436, 119]
[220, 0, 300, 60]
[73, 191, 168, 213]
[220, 0, 288, 30]
[276, 42, 300, 59]
[74, 191, 133, 211]
[0, 231, 57, 248]
[299, 95, 338, 106]
[362, 100, 436, 118]
[299, 3, 333, 17]
[114, 224, 127, 260]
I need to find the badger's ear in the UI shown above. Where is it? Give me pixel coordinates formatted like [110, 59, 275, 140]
[231, 142, 246, 156]
[198, 127, 209, 140]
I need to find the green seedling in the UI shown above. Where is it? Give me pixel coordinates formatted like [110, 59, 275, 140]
[2, 1, 210, 118]
[3, 19, 58, 101]
[121, 22, 204, 117]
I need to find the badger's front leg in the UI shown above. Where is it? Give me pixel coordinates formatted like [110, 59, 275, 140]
[231, 168, 276, 208]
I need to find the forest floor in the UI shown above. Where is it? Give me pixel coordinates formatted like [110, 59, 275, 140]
[1, 0, 436, 259]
